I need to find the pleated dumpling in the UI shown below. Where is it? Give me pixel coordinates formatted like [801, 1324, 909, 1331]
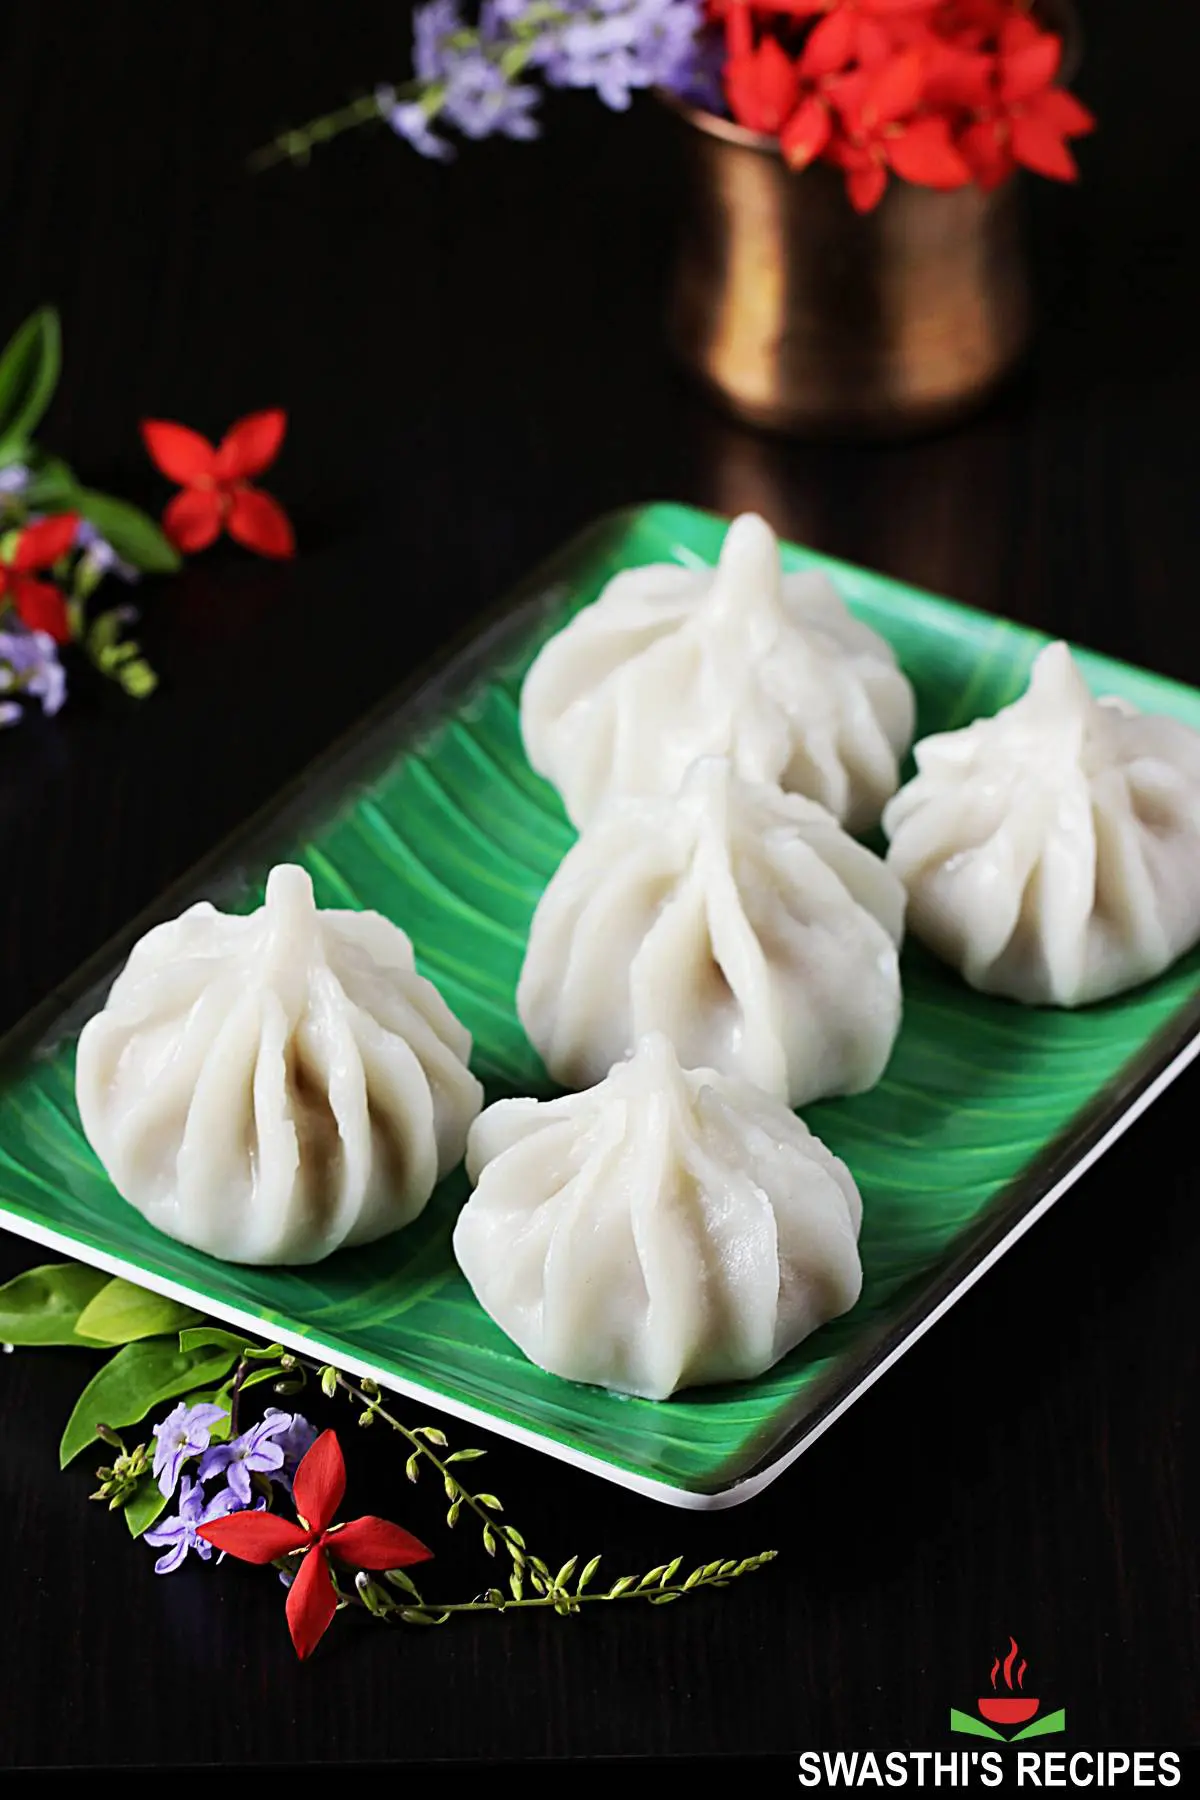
[518, 757, 905, 1103]
[883, 642, 1200, 1005]
[75, 864, 483, 1264]
[453, 1032, 864, 1400]
[520, 511, 915, 832]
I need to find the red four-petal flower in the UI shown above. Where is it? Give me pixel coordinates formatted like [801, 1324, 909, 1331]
[0, 514, 80, 643]
[711, 0, 1092, 206]
[952, 22, 1096, 191]
[141, 409, 295, 560]
[197, 1429, 431, 1660]
[825, 51, 972, 211]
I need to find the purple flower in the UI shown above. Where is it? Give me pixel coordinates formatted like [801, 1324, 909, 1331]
[198, 1411, 290, 1506]
[0, 463, 30, 497]
[408, 0, 542, 143]
[536, 0, 705, 111]
[0, 626, 67, 719]
[377, 86, 453, 161]
[260, 1408, 318, 1489]
[414, 0, 466, 81]
[74, 517, 139, 584]
[151, 1401, 228, 1499]
[0, 700, 21, 728]
[444, 61, 540, 141]
[144, 1476, 236, 1575]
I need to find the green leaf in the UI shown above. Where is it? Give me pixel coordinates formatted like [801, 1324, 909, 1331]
[75, 490, 181, 574]
[23, 452, 80, 510]
[0, 1262, 109, 1346]
[1012, 1710, 1067, 1742]
[178, 1326, 249, 1357]
[124, 1475, 169, 1539]
[0, 307, 61, 456]
[75, 1278, 202, 1346]
[59, 1337, 240, 1467]
[232, 1363, 290, 1395]
[948, 1709, 1004, 1741]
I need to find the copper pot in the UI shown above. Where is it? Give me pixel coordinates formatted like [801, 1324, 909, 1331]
[662, 5, 1078, 440]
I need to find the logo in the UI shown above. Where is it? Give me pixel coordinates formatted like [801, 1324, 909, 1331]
[951, 1636, 1065, 1742]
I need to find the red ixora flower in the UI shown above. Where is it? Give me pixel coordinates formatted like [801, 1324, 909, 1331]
[0, 513, 80, 643]
[763, 0, 936, 71]
[726, 35, 802, 133]
[941, 20, 1095, 188]
[141, 409, 295, 559]
[197, 1429, 432, 1660]
[814, 50, 971, 211]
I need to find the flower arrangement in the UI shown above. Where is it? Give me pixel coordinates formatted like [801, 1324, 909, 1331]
[0, 308, 296, 733]
[0, 309, 181, 730]
[259, 0, 1092, 212]
[2, 1260, 775, 1661]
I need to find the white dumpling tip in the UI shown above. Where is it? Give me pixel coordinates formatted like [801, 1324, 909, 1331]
[713, 511, 782, 587]
[884, 642, 1200, 1006]
[516, 755, 904, 1103]
[518, 508, 913, 832]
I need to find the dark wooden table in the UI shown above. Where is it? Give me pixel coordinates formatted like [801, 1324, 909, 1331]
[2, 0, 1197, 1770]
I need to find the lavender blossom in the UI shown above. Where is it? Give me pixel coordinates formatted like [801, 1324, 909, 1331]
[535, 0, 707, 111]
[151, 1400, 228, 1499]
[389, 0, 703, 159]
[198, 1412, 291, 1506]
[0, 700, 20, 728]
[260, 1408, 318, 1489]
[0, 463, 30, 497]
[144, 1476, 236, 1575]
[0, 626, 67, 719]
[74, 517, 139, 585]
[377, 87, 453, 162]
[407, 0, 542, 145]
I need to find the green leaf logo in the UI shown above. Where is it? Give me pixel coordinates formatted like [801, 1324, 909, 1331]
[950, 1638, 1065, 1742]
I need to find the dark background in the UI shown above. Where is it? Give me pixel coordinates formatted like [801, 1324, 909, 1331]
[2, 0, 1198, 1769]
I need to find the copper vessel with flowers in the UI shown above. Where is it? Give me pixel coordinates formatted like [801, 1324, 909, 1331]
[261, 0, 1091, 440]
[663, 0, 1090, 437]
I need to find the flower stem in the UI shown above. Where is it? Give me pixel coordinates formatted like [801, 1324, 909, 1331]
[332, 1370, 529, 1568]
[249, 93, 391, 171]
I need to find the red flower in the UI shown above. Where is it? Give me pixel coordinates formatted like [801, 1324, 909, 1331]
[726, 37, 802, 132]
[0, 514, 80, 644]
[945, 22, 1095, 188]
[822, 50, 972, 210]
[141, 409, 295, 559]
[771, 0, 937, 73]
[197, 1429, 431, 1660]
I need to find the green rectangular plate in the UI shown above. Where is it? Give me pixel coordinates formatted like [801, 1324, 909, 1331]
[3, 502, 1200, 1509]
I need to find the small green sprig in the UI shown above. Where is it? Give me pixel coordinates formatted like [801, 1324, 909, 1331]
[317, 1365, 777, 1630]
[89, 1427, 151, 1509]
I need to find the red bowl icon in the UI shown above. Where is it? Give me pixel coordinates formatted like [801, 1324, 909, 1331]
[978, 1697, 1039, 1726]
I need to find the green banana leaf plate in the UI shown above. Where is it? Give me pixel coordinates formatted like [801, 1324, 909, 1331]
[3, 502, 1200, 1509]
